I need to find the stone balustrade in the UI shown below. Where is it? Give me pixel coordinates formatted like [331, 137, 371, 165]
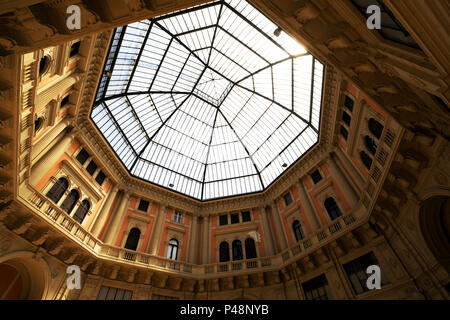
[26, 183, 359, 278]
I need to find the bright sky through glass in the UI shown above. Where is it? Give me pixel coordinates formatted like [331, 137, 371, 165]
[91, 0, 324, 200]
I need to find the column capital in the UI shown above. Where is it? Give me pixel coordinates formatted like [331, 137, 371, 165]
[324, 152, 335, 164]
[110, 185, 119, 194]
[121, 188, 132, 197]
[159, 201, 169, 209]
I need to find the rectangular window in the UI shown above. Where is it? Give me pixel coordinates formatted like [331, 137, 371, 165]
[174, 211, 182, 223]
[219, 215, 228, 226]
[95, 171, 106, 186]
[342, 111, 351, 126]
[311, 169, 323, 184]
[241, 211, 251, 222]
[75, 148, 89, 165]
[138, 199, 149, 212]
[302, 274, 332, 300]
[97, 286, 133, 300]
[344, 95, 354, 112]
[151, 294, 179, 300]
[86, 160, 98, 176]
[283, 192, 293, 206]
[340, 126, 348, 140]
[70, 41, 81, 57]
[230, 213, 239, 224]
[343, 252, 389, 295]
[61, 95, 70, 108]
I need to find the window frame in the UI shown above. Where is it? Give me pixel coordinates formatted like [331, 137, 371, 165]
[344, 95, 354, 112]
[60, 189, 80, 214]
[97, 286, 133, 300]
[75, 148, 90, 165]
[343, 251, 389, 295]
[174, 211, 183, 223]
[340, 125, 349, 140]
[46, 177, 69, 204]
[283, 192, 293, 207]
[137, 199, 150, 212]
[86, 160, 98, 176]
[124, 227, 141, 251]
[310, 169, 323, 184]
[167, 238, 179, 260]
[219, 214, 228, 226]
[360, 150, 373, 170]
[302, 274, 332, 300]
[232, 240, 244, 261]
[95, 170, 106, 186]
[230, 213, 240, 224]
[69, 41, 81, 58]
[324, 197, 343, 221]
[293, 220, 305, 242]
[241, 211, 251, 222]
[219, 241, 230, 262]
[73, 199, 90, 224]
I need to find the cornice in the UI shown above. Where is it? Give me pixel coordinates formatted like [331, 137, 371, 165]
[75, 30, 340, 214]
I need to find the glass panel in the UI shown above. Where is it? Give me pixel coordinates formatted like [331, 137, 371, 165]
[76, 148, 89, 165]
[95, 171, 106, 185]
[105, 287, 117, 300]
[241, 211, 251, 222]
[115, 289, 125, 300]
[123, 290, 133, 300]
[91, 0, 323, 200]
[97, 286, 109, 300]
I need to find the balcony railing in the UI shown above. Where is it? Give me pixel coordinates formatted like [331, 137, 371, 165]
[28, 188, 100, 252]
[25, 186, 360, 277]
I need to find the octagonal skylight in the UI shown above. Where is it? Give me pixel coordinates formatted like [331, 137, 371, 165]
[91, 0, 324, 201]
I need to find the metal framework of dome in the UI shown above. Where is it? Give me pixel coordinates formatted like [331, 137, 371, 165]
[91, 0, 324, 201]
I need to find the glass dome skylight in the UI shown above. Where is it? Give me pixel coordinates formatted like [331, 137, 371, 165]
[91, 0, 324, 201]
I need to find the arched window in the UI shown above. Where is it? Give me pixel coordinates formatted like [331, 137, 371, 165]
[73, 200, 90, 224]
[60, 189, 79, 214]
[293, 220, 304, 242]
[325, 197, 342, 221]
[46, 178, 68, 203]
[364, 135, 378, 155]
[232, 240, 243, 261]
[124, 228, 141, 251]
[360, 151, 373, 170]
[219, 241, 230, 262]
[167, 239, 178, 260]
[34, 117, 43, 134]
[60, 95, 70, 109]
[70, 41, 81, 58]
[368, 118, 384, 139]
[245, 238, 257, 259]
[39, 56, 50, 76]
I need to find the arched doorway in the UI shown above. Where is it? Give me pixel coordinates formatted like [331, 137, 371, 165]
[0, 254, 48, 300]
[0, 263, 24, 300]
[124, 228, 141, 251]
[419, 196, 450, 274]
[219, 241, 230, 262]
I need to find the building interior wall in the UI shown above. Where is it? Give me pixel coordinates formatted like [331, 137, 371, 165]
[0, 0, 448, 300]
